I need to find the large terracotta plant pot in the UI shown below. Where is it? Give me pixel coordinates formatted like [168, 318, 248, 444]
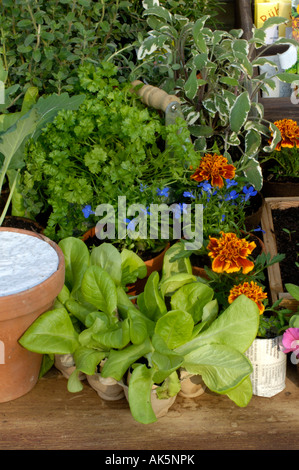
[0, 227, 65, 403]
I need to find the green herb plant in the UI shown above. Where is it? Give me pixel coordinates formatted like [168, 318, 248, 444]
[20, 239, 260, 424]
[0, 64, 85, 224]
[0, 0, 223, 96]
[19, 61, 198, 244]
[131, 2, 299, 190]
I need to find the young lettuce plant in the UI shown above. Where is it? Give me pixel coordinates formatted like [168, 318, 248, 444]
[101, 244, 260, 423]
[20, 239, 260, 425]
[19, 238, 148, 378]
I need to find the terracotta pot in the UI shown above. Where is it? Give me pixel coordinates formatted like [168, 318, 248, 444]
[86, 373, 125, 401]
[126, 243, 170, 299]
[82, 226, 169, 300]
[0, 228, 65, 403]
[178, 369, 206, 398]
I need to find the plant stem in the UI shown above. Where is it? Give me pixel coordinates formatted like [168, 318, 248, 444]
[0, 169, 19, 226]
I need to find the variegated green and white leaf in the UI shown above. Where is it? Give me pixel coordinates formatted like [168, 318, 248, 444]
[245, 129, 261, 157]
[263, 122, 281, 152]
[229, 91, 250, 133]
[203, 98, 216, 116]
[232, 39, 249, 55]
[184, 69, 199, 100]
[244, 121, 270, 136]
[143, 6, 173, 23]
[137, 33, 169, 60]
[226, 132, 240, 146]
[241, 155, 263, 190]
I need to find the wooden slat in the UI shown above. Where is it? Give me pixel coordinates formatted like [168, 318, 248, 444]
[0, 366, 298, 450]
[261, 197, 299, 310]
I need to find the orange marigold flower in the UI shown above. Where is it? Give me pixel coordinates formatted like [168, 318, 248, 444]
[207, 231, 256, 274]
[190, 153, 236, 188]
[269, 119, 299, 150]
[228, 281, 267, 314]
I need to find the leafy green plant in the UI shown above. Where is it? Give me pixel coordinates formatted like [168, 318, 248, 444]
[19, 61, 198, 244]
[20, 238, 260, 424]
[260, 118, 299, 181]
[0, 0, 224, 95]
[0, 77, 85, 224]
[131, 4, 299, 190]
[0, 0, 144, 95]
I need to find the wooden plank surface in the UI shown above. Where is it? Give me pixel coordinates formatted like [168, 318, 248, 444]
[0, 364, 298, 451]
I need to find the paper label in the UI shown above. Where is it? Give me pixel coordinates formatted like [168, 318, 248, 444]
[245, 337, 287, 397]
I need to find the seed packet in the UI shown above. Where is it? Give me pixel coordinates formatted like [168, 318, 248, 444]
[255, 1, 280, 43]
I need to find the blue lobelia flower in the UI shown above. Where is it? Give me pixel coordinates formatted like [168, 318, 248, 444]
[225, 179, 238, 189]
[173, 203, 188, 219]
[157, 187, 170, 197]
[140, 183, 148, 192]
[253, 225, 265, 234]
[198, 181, 212, 192]
[183, 190, 195, 199]
[125, 218, 137, 231]
[82, 204, 95, 218]
[224, 190, 239, 201]
[242, 185, 257, 201]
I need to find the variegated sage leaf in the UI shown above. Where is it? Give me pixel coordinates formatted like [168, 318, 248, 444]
[229, 91, 250, 133]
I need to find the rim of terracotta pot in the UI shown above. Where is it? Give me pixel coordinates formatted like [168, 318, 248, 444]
[0, 227, 65, 320]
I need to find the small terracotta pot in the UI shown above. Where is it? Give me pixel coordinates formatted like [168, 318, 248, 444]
[178, 369, 206, 398]
[126, 243, 170, 299]
[0, 228, 65, 403]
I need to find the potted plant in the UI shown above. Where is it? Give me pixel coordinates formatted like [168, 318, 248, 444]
[0, 226, 65, 403]
[179, 228, 292, 398]
[244, 298, 292, 398]
[260, 118, 299, 197]
[132, 3, 299, 192]
[19, 237, 260, 424]
[17, 61, 198, 250]
[0, 67, 85, 229]
[281, 285, 299, 374]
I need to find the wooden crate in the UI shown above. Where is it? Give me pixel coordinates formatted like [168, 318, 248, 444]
[261, 197, 299, 311]
[235, 0, 299, 122]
